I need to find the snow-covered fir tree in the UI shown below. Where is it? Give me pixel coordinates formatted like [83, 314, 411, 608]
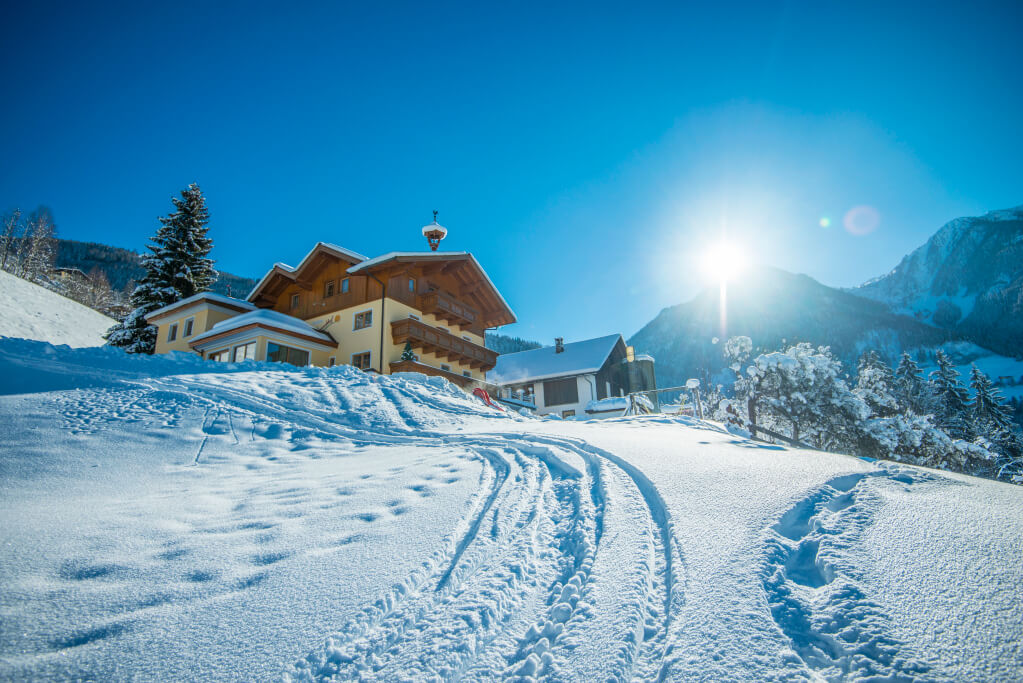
[711, 337, 1011, 482]
[969, 365, 1013, 432]
[894, 352, 931, 415]
[929, 350, 972, 439]
[106, 184, 216, 353]
[854, 350, 899, 418]
[400, 341, 417, 362]
[968, 365, 1023, 479]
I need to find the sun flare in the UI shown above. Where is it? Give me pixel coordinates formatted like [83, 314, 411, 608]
[700, 241, 748, 283]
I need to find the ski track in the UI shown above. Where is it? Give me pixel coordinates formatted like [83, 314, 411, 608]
[760, 465, 945, 681]
[46, 372, 950, 681]
[54, 374, 684, 680]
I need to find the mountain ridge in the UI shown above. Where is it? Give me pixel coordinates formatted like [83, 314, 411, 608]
[55, 238, 259, 299]
[851, 206, 1023, 356]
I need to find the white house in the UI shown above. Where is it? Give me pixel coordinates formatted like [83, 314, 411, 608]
[488, 334, 657, 418]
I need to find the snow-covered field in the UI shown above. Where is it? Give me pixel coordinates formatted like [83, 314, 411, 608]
[0, 270, 115, 347]
[1, 339, 1021, 681]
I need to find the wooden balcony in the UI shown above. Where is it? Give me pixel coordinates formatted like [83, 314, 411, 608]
[391, 318, 498, 371]
[417, 290, 479, 329]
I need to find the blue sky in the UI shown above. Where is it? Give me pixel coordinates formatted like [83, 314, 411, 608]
[2, 1, 1021, 343]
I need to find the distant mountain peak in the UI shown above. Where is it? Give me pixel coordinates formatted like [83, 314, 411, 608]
[852, 205, 1023, 356]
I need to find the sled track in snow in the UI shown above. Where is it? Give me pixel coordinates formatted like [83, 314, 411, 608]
[760, 466, 943, 681]
[63, 375, 688, 680]
[285, 432, 685, 681]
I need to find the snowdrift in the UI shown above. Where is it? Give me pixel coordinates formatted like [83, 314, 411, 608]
[0, 339, 1020, 681]
[0, 269, 115, 347]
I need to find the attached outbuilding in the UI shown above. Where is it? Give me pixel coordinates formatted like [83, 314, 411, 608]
[488, 334, 657, 418]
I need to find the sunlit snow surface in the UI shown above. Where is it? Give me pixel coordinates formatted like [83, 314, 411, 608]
[0, 339, 1020, 681]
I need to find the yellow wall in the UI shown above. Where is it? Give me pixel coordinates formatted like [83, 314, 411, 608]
[152, 296, 489, 380]
[152, 305, 241, 355]
[305, 296, 487, 379]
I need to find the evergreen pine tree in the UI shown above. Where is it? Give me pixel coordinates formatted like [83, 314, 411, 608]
[400, 341, 417, 362]
[929, 350, 971, 438]
[105, 184, 216, 353]
[969, 365, 1013, 432]
[854, 350, 899, 418]
[895, 352, 929, 415]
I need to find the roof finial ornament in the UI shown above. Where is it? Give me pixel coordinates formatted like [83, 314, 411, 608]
[422, 210, 448, 251]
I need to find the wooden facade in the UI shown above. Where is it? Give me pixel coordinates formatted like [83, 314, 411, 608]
[241, 245, 514, 379]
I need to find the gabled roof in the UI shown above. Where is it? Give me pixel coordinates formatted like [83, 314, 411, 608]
[145, 292, 256, 323]
[489, 333, 625, 385]
[347, 251, 515, 327]
[247, 242, 368, 303]
[189, 309, 335, 349]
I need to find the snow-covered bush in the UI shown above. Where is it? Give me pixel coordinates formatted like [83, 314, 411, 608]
[712, 336, 1022, 483]
[745, 343, 868, 451]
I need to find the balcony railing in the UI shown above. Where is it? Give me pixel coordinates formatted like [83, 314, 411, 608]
[391, 318, 498, 371]
[417, 290, 479, 329]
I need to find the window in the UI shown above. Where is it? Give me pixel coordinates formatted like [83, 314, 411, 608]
[462, 370, 472, 378]
[354, 310, 373, 330]
[208, 349, 230, 362]
[351, 351, 372, 370]
[328, 356, 336, 367]
[440, 363, 451, 372]
[167, 323, 178, 342]
[408, 277, 416, 293]
[340, 278, 350, 294]
[183, 317, 195, 337]
[543, 378, 578, 407]
[266, 342, 309, 366]
[324, 280, 335, 297]
[562, 410, 576, 419]
[232, 342, 256, 362]
[290, 293, 300, 310]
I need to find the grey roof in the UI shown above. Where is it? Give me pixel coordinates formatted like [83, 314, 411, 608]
[489, 333, 624, 385]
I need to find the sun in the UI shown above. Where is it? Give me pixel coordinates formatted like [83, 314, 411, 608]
[700, 241, 748, 283]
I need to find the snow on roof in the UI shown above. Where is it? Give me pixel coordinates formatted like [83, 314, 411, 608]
[319, 242, 369, 263]
[347, 252, 516, 321]
[345, 251, 470, 274]
[189, 309, 334, 346]
[246, 242, 368, 301]
[145, 292, 257, 321]
[489, 333, 624, 385]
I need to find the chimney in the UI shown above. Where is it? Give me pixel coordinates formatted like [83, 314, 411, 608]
[555, 337, 564, 354]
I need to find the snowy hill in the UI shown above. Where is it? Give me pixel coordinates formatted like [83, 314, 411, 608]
[0, 269, 114, 347]
[1, 338, 1020, 680]
[629, 266, 955, 388]
[853, 206, 1023, 357]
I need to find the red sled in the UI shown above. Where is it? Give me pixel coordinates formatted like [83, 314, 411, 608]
[473, 387, 504, 411]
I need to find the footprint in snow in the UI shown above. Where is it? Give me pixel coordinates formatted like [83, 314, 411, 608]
[186, 569, 219, 582]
